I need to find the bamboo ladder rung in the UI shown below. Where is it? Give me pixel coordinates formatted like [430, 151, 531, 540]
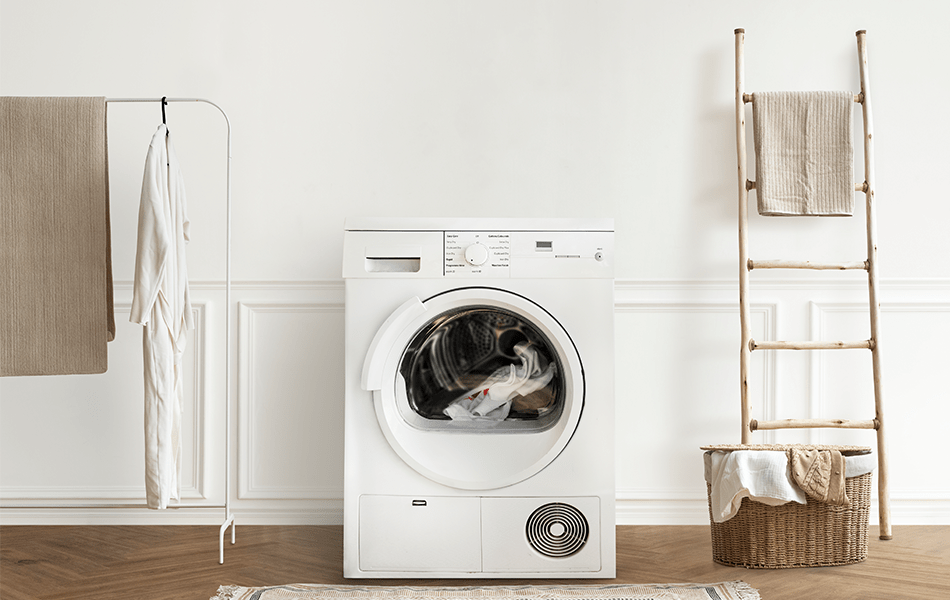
[742, 92, 863, 104]
[745, 180, 867, 192]
[751, 339, 873, 351]
[748, 259, 868, 270]
[751, 418, 879, 431]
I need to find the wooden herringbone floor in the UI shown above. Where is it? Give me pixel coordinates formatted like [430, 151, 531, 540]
[1, 526, 947, 600]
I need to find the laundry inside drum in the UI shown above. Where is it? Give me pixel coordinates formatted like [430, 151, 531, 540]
[398, 306, 566, 430]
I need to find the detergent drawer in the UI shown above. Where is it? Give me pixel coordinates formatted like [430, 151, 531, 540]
[359, 495, 481, 572]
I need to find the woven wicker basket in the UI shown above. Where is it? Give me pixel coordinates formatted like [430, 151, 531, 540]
[701, 444, 872, 568]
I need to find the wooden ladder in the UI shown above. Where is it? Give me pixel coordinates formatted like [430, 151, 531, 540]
[734, 29, 891, 540]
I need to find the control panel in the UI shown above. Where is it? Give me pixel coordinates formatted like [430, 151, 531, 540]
[443, 229, 611, 278]
[343, 219, 613, 280]
[444, 231, 511, 276]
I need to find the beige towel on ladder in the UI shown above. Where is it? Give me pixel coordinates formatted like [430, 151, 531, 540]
[0, 97, 114, 376]
[753, 91, 854, 216]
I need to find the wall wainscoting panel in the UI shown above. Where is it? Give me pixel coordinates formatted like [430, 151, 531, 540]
[612, 278, 950, 525]
[0, 300, 209, 504]
[613, 298, 777, 511]
[2, 279, 947, 525]
[236, 301, 346, 501]
[809, 299, 950, 502]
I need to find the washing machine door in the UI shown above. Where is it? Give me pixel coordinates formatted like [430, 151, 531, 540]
[362, 287, 584, 491]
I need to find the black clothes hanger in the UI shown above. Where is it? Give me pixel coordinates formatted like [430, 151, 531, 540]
[161, 96, 169, 135]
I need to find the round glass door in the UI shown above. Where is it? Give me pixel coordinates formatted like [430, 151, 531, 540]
[363, 287, 584, 490]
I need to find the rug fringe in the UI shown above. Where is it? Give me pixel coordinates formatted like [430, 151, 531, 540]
[210, 584, 241, 600]
[209, 582, 760, 600]
[732, 581, 762, 600]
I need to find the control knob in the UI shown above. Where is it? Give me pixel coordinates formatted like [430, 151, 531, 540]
[463, 243, 490, 266]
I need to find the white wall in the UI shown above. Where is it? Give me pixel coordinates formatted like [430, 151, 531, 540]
[2, 0, 948, 526]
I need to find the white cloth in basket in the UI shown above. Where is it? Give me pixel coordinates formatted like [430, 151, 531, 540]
[704, 449, 876, 523]
[704, 450, 806, 523]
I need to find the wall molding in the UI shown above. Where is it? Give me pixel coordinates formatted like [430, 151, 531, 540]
[808, 299, 950, 497]
[236, 301, 345, 500]
[614, 299, 779, 442]
[113, 277, 950, 293]
[5, 278, 948, 524]
[0, 301, 209, 502]
[5, 497, 947, 526]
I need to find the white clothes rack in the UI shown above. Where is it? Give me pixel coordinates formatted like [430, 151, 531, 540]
[0, 97, 236, 564]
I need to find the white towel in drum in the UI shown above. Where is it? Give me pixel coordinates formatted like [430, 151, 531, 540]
[443, 343, 554, 422]
[753, 91, 854, 216]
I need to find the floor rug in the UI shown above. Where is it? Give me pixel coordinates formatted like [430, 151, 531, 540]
[210, 583, 760, 600]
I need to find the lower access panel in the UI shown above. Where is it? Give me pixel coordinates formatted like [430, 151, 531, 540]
[359, 495, 481, 572]
[481, 497, 601, 573]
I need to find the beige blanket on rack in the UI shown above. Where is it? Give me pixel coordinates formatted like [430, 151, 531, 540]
[0, 96, 114, 376]
[753, 91, 854, 216]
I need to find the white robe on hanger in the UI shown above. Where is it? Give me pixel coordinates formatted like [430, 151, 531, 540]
[131, 123, 193, 509]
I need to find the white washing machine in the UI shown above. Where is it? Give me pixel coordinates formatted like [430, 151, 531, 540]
[343, 217, 615, 578]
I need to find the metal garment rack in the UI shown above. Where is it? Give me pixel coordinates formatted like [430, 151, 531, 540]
[735, 30, 891, 540]
[0, 97, 236, 563]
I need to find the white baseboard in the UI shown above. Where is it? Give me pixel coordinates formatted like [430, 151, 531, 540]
[4, 498, 948, 526]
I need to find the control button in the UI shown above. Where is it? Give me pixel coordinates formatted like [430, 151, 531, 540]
[594, 252, 604, 261]
[464, 243, 490, 266]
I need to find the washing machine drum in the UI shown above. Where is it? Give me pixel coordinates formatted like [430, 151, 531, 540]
[362, 288, 585, 490]
[401, 306, 565, 426]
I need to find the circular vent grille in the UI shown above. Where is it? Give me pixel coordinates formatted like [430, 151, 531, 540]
[525, 502, 589, 558]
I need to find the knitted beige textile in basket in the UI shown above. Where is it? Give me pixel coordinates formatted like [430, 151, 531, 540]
[701, 444, 872, 568]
